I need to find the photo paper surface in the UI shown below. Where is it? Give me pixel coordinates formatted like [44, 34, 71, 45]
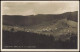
[1, 1, 79, 51]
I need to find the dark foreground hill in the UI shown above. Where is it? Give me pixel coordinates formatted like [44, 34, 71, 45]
[3, 31, 77, 49]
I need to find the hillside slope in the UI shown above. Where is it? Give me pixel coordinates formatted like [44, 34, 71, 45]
[3, 11, 78, 40]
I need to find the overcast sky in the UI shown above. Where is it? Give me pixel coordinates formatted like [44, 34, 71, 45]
[2, 1, 79, 16]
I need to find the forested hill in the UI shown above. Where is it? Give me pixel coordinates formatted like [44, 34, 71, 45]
[3, 11, 78, 26]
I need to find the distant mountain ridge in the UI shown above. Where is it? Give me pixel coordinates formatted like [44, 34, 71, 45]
[3, 11, 78, 26]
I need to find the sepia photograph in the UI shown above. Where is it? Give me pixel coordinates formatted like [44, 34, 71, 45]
[1, 1, 79, 51]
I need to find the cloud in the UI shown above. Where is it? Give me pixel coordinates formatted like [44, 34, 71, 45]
[2, 7, 10, 15]
[22, 9, 37, 16]
[2, 1, 79, 15]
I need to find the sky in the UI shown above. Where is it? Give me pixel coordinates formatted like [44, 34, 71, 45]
[2, 1, 79, 16]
